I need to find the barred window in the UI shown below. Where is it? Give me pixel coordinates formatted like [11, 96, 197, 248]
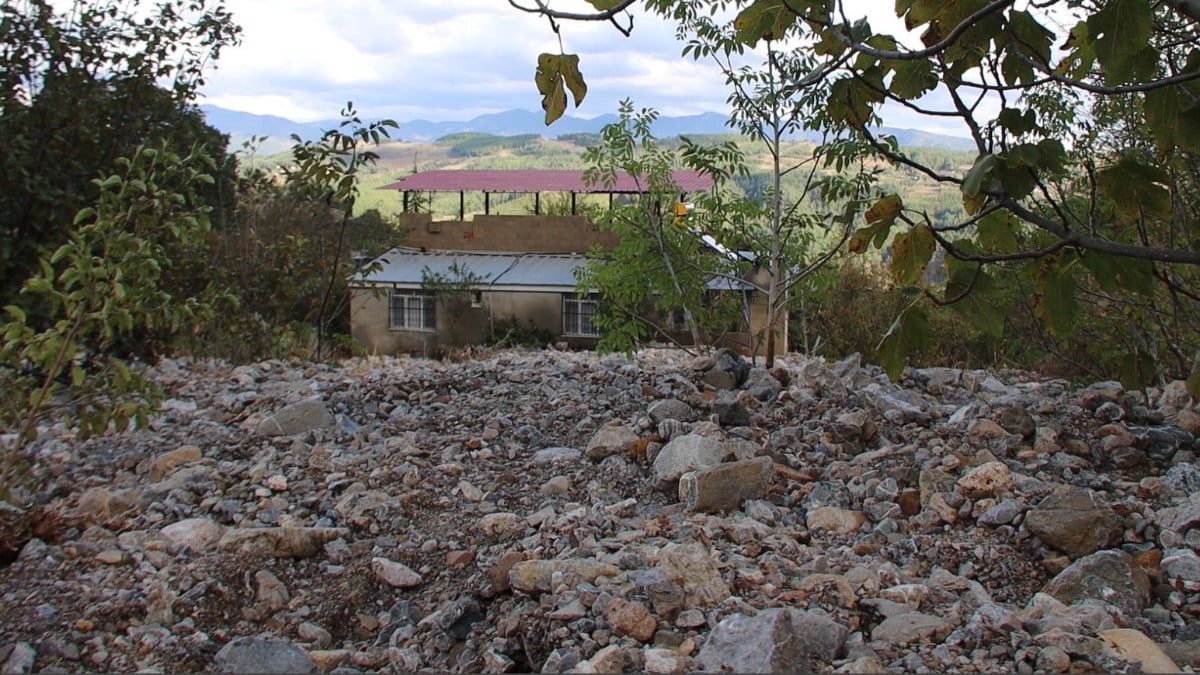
[389, 290, 435, 331]
[562, 294, 600, 337]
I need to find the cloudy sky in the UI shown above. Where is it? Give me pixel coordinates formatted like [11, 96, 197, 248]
[199, 1, 963, 133]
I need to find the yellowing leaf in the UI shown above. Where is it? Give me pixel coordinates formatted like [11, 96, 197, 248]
[535, 53, 588, 125]
[891, 224, 935, 286]
[733, 0, 798, 44]
[865, 194, 903, 225]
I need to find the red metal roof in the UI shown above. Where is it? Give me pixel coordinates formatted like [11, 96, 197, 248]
[378, 169, 714, 194]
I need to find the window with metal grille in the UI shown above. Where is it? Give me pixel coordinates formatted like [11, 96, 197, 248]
[562, 294, 600, 336]
[389, 290, 435, 331]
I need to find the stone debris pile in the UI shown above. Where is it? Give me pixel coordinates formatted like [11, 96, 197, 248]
[2, 346, 1200, 673]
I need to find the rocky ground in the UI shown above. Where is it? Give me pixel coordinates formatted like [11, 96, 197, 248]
[2, 346, 1200, 673]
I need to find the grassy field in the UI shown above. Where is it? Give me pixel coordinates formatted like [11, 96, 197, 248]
[248, 131, 976, 228]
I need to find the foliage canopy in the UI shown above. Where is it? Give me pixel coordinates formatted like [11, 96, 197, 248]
[511, 0, 1200, 388]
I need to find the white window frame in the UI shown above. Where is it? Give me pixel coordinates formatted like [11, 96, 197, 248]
[389, 289, 436, 332]
[562, 293, 601, 337]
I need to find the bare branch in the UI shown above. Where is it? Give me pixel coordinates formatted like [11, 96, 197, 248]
[819, 0, 1016, 61]
[504, 0, 638, 23]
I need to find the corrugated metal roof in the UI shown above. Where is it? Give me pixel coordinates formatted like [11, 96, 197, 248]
[353, 247, 756, 292]
[353, 249, 585, 288]
[378, 169, 714, 194]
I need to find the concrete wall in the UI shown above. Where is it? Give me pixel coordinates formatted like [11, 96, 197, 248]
[350, 286, 600, 356]
[401, 213, 618, 253]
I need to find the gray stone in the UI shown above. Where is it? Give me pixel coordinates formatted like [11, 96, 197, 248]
[256, 397, 334, 437]
[218, 527, 349, 558]
[532, 447, 582, 465]
[635, 567, 686, 617]
[648, 399, 692, 424]
[978, 498, 1024, 527]
[1165, 463, 1200, 494]
[161, 517, 224, 552]
[297, 622, 332, 649]
[918, 468, 958, 508]
[213, 636, 317, 673]
[657, 541, 731, 609]
[1162, 549, 1200, 583]
[373, 557, 423, 588]
[702, 370, 737, 391]
[870, 612, 952, 646]
[804, 481, 854, 510]
[678, 456, 772, 513]
[997, 405, 1036, 436]
[2, 642, 35, 674]
[584, 423, 638, 461]
[712, 399, 752, 427]
[651, 434, 728, 487]
[710, 348, 750, 387]
[1025, 488, 1122, 558]
[697, 608, 846, 672]
[1041, 550, 1151, 617]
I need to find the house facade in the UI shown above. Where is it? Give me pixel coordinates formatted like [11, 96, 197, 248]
[349, 170, 786, 357]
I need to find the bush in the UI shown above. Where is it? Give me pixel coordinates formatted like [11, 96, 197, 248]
[483, 317, 555, 348]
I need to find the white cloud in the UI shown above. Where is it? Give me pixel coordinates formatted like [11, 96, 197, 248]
[198, 1, 993, 135]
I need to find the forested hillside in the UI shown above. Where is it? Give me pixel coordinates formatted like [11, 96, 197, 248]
[345, 133, 972, 228]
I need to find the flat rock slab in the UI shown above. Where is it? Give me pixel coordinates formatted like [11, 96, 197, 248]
[679, 456, 772, 513]
[213, 636, 316, 673]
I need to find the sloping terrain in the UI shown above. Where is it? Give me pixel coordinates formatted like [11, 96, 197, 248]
[2, 347, 1199, 673]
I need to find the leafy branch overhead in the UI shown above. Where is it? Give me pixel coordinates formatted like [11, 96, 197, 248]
[517, 0, 1200, 389]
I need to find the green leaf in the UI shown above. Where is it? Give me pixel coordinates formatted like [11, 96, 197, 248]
[976, 211, 1021, 254]
[945, 263, 1005, 337]
[876, 304, 930, 381]
[891, 224, 936, 286]
[1006, 143, 1041, 168]
[1059, 21, 1096, 79]
[584, 0, 623, 9]
[1080, 251, 1156, 296]
[1033, 254, 1078, 339]
[1003, 10, 1054, 86]
[1086, 0, 1157, 85]
[889, 59, 938, 99]
[1117, 349, 1156, 391]
[962, 154, 1000, 197]
[1144, 85, 1200, 154]
[1186, 365, 1200, 400]
[997, 108, 1037, 136]
[535, 53, 587, 125]
[994, 164, 1037, 199]
[1096, 157, 1172, 223]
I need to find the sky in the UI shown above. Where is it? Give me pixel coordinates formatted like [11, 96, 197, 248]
[198, 1, 967, 134]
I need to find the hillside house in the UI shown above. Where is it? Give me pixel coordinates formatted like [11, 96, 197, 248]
[348, 169, 786, 356]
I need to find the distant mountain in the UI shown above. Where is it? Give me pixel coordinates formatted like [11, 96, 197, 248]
[199, 104, 976, 152]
